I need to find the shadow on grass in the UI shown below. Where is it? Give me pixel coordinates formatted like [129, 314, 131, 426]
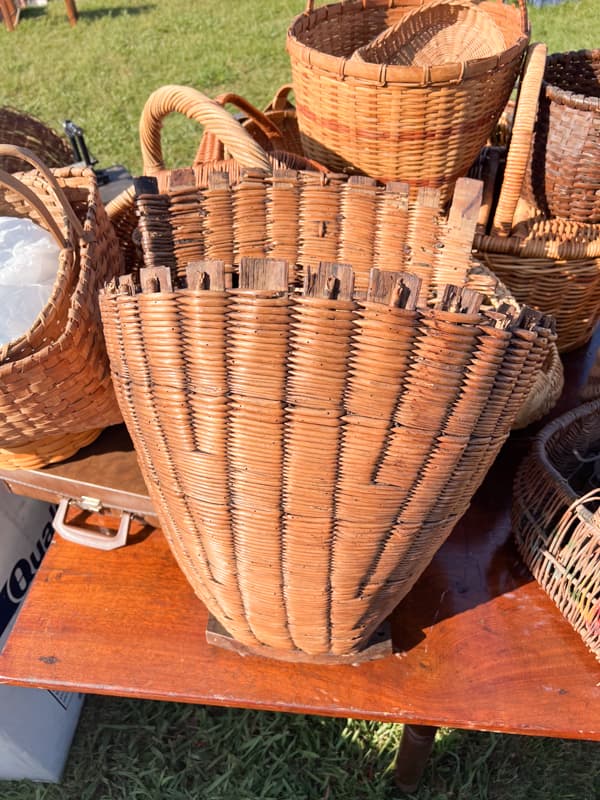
[76, 5, 156, 22]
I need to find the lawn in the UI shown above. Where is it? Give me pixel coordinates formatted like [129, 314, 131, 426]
[0, 1, 599, 798]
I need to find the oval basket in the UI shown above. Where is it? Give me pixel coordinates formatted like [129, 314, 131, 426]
[513, 399, 600, 660]
[473, 43, 600, 353]
[286, 0, 529, 204]
[523, 49, 600, 224]
[352, 0, 506, 66]
[0, 146, 124, 469]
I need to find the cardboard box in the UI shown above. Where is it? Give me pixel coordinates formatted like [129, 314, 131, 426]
[0, 483, 84, 782]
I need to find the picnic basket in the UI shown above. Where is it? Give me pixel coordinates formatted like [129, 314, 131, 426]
[0, 106, 72, 174]
[286, 0, 529, 204]
[99, 156, 553, 661]
[0, 145, 123, 469]
[523, 49, 600, 224]
[513, 399, 600, 660]
[474, 43, 600, 353]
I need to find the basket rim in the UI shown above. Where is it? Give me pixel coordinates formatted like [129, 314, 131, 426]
[544, 49, 600, 112]
[287, 1, 529, 87]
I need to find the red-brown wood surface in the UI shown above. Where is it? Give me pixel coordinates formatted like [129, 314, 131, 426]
[0, 332, 599, 740]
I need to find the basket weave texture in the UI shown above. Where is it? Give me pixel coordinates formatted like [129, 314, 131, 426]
[99, 166, 553, 660]
[474, 44, 600, 353]
[352, 0, 506, 66]
[0, 146, 124, 469]
[0, 107, 72, 174]
[513, 400, 600, 660]
[523, 49, 600, 224]
[286, 0, 529, 203]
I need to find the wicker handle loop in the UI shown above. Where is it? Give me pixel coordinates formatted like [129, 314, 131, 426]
[491, 42, 547, 237]
[0, 144, 87, 247]
[140, 85, 272, 176]
[268, 84, 295, 111]
[194, 92, 286, 164]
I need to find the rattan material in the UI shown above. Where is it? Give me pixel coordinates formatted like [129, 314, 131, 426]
[352, 0, 506, 67]
[0, 145, 123, 469]
[101, 258, 551, 660]
[523, 49, 600, 224]
[513, 400, 600, 660]
[581, 346, 600, 402]
[286, 0, 529, 204]
[474, 44, 600, 353]
[0, 107, 73, 174]
[512, 336, 563, 429]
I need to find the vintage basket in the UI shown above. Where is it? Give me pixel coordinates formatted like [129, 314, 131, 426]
[352, 0, 507, 66]
[474, 44, 600, 353]
[523, 49, 600, 224]
[99, 162, 553, 662]
[513, 400, 600, 660]
[0, 107, 73, 174]
[286, 0, 529, 204]
[0, 145, 123, 469]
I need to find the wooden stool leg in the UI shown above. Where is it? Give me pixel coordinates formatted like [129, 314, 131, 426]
[0, 0, 18, 31]
[64, 0, 78, 26]
[394, 724, 438, 793]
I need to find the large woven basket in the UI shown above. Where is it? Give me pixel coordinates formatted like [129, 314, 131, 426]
[286, 0, 529, 204]
[513, 400, 600, 660]
[99, 161, 553, 661]
[0, 107, 72, 174]
[523, 49, 600, 224]
[0, 146, 123, 469]
[474, 43, 600, 353]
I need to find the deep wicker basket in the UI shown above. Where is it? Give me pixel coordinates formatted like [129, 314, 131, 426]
[0, 106, 72, 174]
[286, 0, 529, 204]
[513, 400, 600, 660]
[0, 146, 123, 469]
[474, 44, 600, 353]
[523, 49, 600, 224]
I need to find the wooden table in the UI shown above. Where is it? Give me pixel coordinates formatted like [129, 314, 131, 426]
[0, 332, 599, 792]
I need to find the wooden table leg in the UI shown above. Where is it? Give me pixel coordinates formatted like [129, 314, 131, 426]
[64, 0, 78, 26]
[394, 724, 438, 793]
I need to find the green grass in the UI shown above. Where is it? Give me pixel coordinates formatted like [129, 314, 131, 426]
[0, 698, 598, 799]
[0, 1, 599, 797]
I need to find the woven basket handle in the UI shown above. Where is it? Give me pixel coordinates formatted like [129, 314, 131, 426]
[490, 42, 547, 237]
[140, 85, 272, 176]
[195, 92, 286, 164]
[268, 85, 295, 111]
[0, 145, 87, 248]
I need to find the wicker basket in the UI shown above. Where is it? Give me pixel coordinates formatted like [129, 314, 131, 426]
[352, 0, 506, 66]
[286, 0, 529, 204]
[0, 145, 123, 469]
[99, 159, 553, 661]
[513, 400, 600, 660]
[0, 107, 72, 174]
[474, 43, 600, 353]
[523, 49, 600, 224]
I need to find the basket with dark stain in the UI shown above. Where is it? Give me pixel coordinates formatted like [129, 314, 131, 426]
[513, 400, 600, 661]
[0, 146, 123, 469]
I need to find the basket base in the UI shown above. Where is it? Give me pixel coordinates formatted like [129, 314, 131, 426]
[0, 428, 104, 470]
[206, 615, 393, 665]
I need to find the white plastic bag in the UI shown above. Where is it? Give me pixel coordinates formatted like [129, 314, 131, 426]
[0, 216, 60, 346]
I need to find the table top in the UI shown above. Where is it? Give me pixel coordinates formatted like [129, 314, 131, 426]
[0, 333, 599, 741]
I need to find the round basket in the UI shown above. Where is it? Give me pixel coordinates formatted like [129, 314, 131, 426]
[352, 0, 506, 66]
[513, 399, 600, 660]
[523, 49, 600, 224]
[286, 0, 529, 204]
[474, 43, 600, 353]
[0, 107, 72, 174]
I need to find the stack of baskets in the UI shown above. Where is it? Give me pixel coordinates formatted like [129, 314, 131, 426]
[286, 0, 530, 204]
[513, 399, 600, 661]
[98, 140, 555, 660]
[474, 45, 600, 353]
[0, 145, 124, 468]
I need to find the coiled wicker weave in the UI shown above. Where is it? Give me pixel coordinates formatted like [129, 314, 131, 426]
[286, 0, 529, 203]
[474, 43, 600, 353]
[0, 146, 123, 469]
[513, 400, 600, 660]
[99, 163, 553, 661]
[0, 107, 72, 174]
